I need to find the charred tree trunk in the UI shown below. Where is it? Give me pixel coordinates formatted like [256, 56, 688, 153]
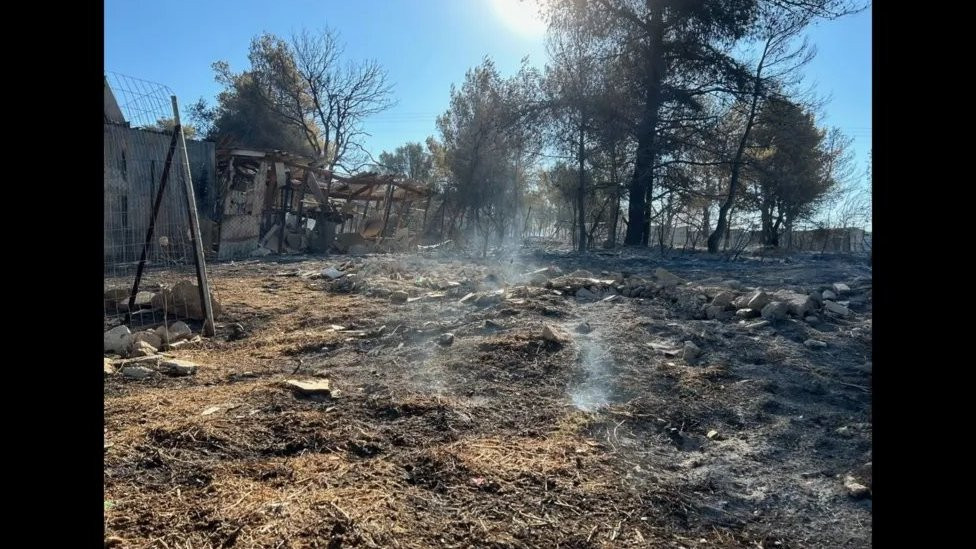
[624, 1, 664, 246]
[577, 123, 587, 252]
[708, 40, 771, 253]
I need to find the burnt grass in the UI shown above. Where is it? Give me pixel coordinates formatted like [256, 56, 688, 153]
[104, 248, 871, 548]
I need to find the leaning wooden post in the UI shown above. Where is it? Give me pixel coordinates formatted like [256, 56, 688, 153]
[172, 96, 216, 336]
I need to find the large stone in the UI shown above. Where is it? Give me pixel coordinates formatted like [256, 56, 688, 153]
[104, 326, 131, 355]
[808, 291, 823, 305]
[824, 300, 850, 317]
[542, 324, 571, 344]
[128, 331, 162, 350]
[155, 321, 193, 343]
[761, 301, 789, 321]
[711, 291, 736, 309]
[832, 283, 851, 295]
[822, 289, 838, 301]
[576, 287, 597, 300]
[282, 379, 334, 397]
[746, 291, 772, 312]
[159, 359, 198, 376]
[772, 290, 815, 317]
[134, 291, 154, 308]
[682, 341, 702, 362]
[150, 280, 222, 320]
[654, 268, 685, 287]
[121, 365, 154, 379]
[126, 340, 158, 358]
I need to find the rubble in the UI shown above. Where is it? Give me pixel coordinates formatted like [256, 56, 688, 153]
[281, 379, 335, 397]
[159, 359, 198, 377]
[150, 280, 223, 320]
[746, 291, 772, 312]
[127, 340, 158, 358]
[542, 324, 571, 344]
[710, 291, 736, 309]
[824, 300, 851, 317]
[122, 365, 155, 380]
[155, 321, 193, 343]
[843, 475, 871, 499]
[682, 341, 702, 362]
[104, 325, 131, 354]
[760, 301, 789, 321]
[736, 308, 760, 319]
[654, 267, 685, 287]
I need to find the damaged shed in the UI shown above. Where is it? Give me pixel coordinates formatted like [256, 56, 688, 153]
[214, 149, 432, 259]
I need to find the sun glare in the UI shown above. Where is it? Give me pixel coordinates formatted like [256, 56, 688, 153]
[489, 0, 546, 37]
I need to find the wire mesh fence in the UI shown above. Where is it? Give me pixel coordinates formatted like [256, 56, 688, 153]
[104, 72, 218, 336]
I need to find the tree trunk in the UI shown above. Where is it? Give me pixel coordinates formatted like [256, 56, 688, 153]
[623, 1, 664, 246]
[708, 40, 771, 253]
[577, 122, 587, 252]
[607, 154, 620, 247]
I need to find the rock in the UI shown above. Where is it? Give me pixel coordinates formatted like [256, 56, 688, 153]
[159, 358, 198, 376]
[542, 324, 571, 344]
[804, 339, 828, 349]
[134, 291, 154, 308]
[228, 323, 248, 341]
[745, 320, 770, 330]
[150, 280, 223, 320]
[832, 283, 851, 295]
[391, 291, 409, 303]
[682, 341, 702, 362]
[121, 365, 154, 379]
[654, 268, 685, 287]
[772, 290, 815, 317]
[459, 292, 477, 303]
[822, 289, 837, 301]
[104, 358, 115, 376]
[127, 340, 158, 358]
[104, 325, 131, 354]
[156, 321, 193, 343]
[804, 315, 820, 324]
[282, 379, 334, 397]
[843, 475, 871, 499]
[576, 287, 597, 300]
[576, 321, 592, 334]
[705, 305, 724, 320]
[711, 291, 736, 309]
[437, 333, 455, 346]
[475, 290, 505, 306]
[128, 330, 162, 350]
[321, 267, 344, 279]
[761, 301, 789, 321]
[567, 269, 595, 278]
[746, 291, 771, 312]
[808, 291, 823, 305]
[706, 430, 721, 440]
[824, 300, 850, 317]
[736, 308, 759, 319]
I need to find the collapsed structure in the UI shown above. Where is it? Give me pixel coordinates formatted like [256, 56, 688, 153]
[214, 149, 432, 259]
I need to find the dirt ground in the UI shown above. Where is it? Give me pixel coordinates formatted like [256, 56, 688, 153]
[104, 247, 872, 548]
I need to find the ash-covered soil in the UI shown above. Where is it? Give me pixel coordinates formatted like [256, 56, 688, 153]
[104, 247, 871, 548]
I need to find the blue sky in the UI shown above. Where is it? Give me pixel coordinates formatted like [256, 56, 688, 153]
[105, 0, 871, 182]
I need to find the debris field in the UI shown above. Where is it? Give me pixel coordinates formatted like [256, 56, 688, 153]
[104, 248, 872, 548]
